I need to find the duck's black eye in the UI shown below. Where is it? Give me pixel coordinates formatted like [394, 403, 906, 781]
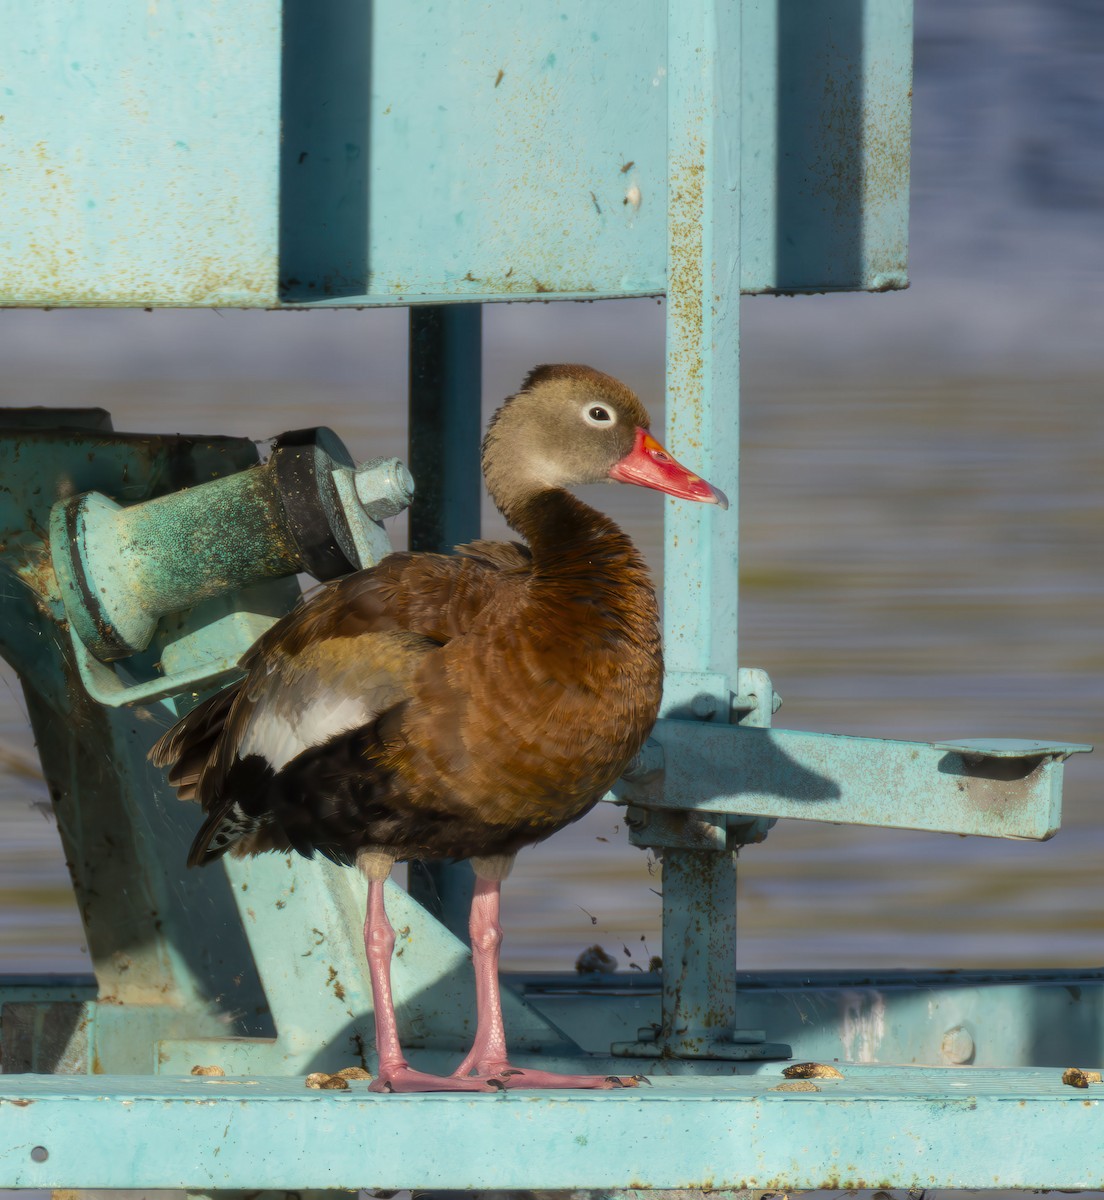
[581, 401, 617, 427]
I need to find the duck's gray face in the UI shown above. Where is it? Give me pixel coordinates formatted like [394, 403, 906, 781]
[483, 364, 728, 507]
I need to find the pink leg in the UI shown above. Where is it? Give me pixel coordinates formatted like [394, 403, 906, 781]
[363, 879, 490, 1093]
[452, 877, 644, 1090]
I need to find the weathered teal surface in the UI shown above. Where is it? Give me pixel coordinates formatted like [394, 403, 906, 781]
[617, 721, 1090, 841]
[0, 419, 287, 1065]
[741, 0, 913, 292]
[655, 0, 745, 1066]
[156, 863, 573, 1079]
[4, 1067, 1104, 1191]
[2, 1, 1099, 1195]
[0, 0, 282, 306]
[0, 0, 911, 306]
[527, 965, 1104, 1070]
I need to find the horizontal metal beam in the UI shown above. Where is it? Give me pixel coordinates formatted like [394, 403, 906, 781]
[1, 3, 911, 306]
[3, 1068, 1103, 1191]
[519, 966, 1104, 1071]
[617, 721, 1092, 841]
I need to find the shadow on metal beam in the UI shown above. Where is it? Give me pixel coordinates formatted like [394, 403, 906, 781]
[776, 0, 865, 290]
[279, 1, 371, 301]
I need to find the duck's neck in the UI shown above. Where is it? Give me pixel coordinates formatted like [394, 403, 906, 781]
[506, 488, 654, 596]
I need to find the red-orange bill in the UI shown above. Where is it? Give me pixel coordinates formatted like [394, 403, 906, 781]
[608, 428, 729, 509]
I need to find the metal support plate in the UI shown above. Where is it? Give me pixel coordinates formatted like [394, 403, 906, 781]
[0, 1, 912, 305]
[3, 1067, 1103, 1191]
[618, 720, 1091, 841]
[0, 0, 282, 306]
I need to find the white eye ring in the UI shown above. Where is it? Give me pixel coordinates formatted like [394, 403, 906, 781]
[582, 403, 616, 427]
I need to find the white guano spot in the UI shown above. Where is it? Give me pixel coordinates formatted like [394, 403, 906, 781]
[839, 989, 886, 1063]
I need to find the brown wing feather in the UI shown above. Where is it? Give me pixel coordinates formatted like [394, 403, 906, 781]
[149, 684, 238, 802]
[240, 543, 530, 662]
[150, 544, 530, 824]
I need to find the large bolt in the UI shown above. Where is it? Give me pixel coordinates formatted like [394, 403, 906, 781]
[354, 457, 415, 520]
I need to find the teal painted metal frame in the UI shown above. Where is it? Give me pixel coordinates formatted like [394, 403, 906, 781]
[1, 0, 1100, 1194]
[619, 723, 1089, 841]
[0, 1, 912, 306]
[5, 1068, 1104, 1193]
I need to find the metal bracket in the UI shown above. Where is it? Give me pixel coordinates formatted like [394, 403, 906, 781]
[49, 431, 413, 706]
[612, 668, 1092, 1066]
[616, 669, 792, 1062]
[611, 1025, 790, 1060]
[66, 611, 259, 708]
[933, 738, 1091, 766]
[619, 723, 1091, 841]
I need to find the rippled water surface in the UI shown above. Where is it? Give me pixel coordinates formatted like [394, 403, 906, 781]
[3, 0, 1103, 982]
[2, 366, 1100, 977]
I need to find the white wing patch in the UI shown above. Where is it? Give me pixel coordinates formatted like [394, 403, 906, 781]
[239, 692, 375, 771]
[236, 633, 423, 772]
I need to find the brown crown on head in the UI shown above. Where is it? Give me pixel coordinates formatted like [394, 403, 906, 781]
[521, 364, 648, 419]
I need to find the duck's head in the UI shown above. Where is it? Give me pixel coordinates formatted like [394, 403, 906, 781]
[482, 364, 728, 518]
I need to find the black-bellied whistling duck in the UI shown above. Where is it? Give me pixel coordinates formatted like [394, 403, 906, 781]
[151, 364, 726, 1092]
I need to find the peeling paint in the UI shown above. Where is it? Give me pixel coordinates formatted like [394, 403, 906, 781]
[840, 989, 887, 1063]
[0, 6, 281, 305]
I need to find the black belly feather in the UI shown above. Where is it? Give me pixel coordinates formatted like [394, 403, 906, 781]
[191, 724, 595, 868]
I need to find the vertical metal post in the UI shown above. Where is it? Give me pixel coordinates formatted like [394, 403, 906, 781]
[659, 845, 738, 1047]
[406, 304, 483, 940]
[664, 0, 741, 682]
[660, 0, 744, 1056]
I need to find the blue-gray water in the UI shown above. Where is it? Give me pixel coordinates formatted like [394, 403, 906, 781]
[1, 0, 1102, 977]
[2, 363, 1100, 975]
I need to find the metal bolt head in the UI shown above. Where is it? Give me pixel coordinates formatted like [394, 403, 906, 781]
[354, 457, 415, 520]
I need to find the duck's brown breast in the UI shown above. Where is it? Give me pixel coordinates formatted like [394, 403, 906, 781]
[385, 498, 663, 838]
